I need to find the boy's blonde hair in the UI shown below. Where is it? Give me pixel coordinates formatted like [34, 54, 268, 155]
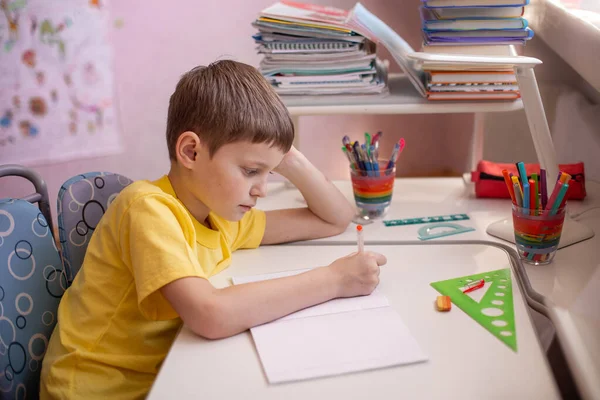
[166, 60, 294, 159]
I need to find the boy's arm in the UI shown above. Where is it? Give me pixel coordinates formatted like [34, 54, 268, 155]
[162, 267, 336, 339]
[261, 147, 355, 245]
[161, 251, 386, 339]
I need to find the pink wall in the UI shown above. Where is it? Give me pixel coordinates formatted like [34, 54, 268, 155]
[2, 0, 475, 217]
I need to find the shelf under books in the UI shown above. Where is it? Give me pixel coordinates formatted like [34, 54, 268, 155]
[282, 73, 524, 116]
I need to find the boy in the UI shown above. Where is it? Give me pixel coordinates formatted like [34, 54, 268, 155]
[41, 60, 387, 399]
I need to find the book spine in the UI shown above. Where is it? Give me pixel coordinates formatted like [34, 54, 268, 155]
[265, 42, 353, 51]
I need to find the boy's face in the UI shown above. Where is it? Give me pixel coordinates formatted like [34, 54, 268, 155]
[190, 140, 285, 221]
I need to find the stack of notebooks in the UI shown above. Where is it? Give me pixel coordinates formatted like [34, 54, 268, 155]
[419, 0, 533, 100]
[421, 0, 533, 46]
[251, 1, 532, 102]
[252, 2, 388, 95]
[421, 45, 520, 100]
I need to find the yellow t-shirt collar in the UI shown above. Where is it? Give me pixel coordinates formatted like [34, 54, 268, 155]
[152, 175, 221, 249]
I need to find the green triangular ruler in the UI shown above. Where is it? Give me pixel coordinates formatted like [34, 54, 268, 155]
[431, 268, 517, 351]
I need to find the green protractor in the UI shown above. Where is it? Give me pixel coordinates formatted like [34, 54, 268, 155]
[431, 268, 517, 351]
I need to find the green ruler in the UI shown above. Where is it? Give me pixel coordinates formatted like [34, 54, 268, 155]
[383, 214, 469, 227]
[431, 268, 517, 351]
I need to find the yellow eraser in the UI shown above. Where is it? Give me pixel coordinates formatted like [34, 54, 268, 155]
[436, 296, 452, 312]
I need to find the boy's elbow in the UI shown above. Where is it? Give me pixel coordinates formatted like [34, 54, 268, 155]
[186, 300, 235, 340]
[194, 326, 227, 341]
[334, 203, 355, 232]
[332, 218, 351, 235]
[323, 215, 352, 238]
[189, 322, 223, 340]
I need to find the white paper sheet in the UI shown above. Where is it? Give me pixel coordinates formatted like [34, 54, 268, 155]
[232, 270, 428, 384]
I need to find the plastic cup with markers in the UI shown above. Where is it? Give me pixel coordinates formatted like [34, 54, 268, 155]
[350, 161, 396, 221]
[503, 163, 570, 265]
[341, 133, 405, 223]
[512, 205, 566, 265]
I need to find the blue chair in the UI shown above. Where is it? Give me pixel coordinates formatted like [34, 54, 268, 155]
[0, 165, 65, 399]
[57, 172, 132, 282]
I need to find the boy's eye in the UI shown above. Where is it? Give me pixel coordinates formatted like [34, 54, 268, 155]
[243, 168, 259, 176]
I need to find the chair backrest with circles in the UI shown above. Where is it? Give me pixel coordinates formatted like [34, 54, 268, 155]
[57, 172, 132, 282]
[0, 165, 66, 399]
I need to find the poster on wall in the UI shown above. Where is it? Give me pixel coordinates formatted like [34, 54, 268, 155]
[0, 0, 122, 165]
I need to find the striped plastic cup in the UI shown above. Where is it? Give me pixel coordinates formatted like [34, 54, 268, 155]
[350, 161, 396, 221]
[512, 204, 566, 265]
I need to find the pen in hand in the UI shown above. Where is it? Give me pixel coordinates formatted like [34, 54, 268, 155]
[357, 225, 364, 253]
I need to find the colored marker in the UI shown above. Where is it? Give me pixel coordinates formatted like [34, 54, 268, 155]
[342, 146, 356, 171]
[523, 181, 530, 213]
[550, 183, 569, 215]
[353, 141, 366, 174]
[502, 169, 516, 204]
[372, 132, 382, 156]
[511, 176, 523, 206]
[385, 143, 399, 174]
[371, 131, 382, 146]
[558, 189, 569, 209]
[516, 162, 527, 185]
[531, 173, 539, 210]
[372, 144, 380, 164]
[361, 144, 373, 176]
[559, 172, 571, 184]
[513, 181, 523, 207]
[529, 179, 536, 215]
[397, 138, 406, 157]
[543, 181, 564, 216]
[540, 169, 548, 209]
[370, 145, 380, 176]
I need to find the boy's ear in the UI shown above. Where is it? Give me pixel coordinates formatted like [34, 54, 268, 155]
[175, 131, 202, 168]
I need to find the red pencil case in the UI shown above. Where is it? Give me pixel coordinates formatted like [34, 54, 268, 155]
[471, 160, 586, 200]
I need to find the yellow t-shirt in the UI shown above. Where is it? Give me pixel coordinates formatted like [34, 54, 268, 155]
[40, 175, 266, 400]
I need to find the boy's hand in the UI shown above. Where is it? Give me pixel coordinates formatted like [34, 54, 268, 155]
[273, 145, 302, 177]
[262, 144, 355, 244]
[327, 251, 387, 298]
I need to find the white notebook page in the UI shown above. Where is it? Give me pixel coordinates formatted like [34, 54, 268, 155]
[232, 269, 428, 383]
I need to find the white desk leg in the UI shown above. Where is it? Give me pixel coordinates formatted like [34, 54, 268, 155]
[463, 112, 485, 184]
[515, 67, 559, 182]
[486, 67, 594, 248]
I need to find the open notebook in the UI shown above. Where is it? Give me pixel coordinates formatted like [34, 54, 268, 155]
[232, 269, 428, 384]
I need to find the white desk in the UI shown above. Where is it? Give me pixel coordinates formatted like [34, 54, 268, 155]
[257, 177, 600, 400]
[149, 244, 560, 400]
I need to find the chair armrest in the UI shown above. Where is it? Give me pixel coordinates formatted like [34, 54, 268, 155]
[0, 164, 53, 235]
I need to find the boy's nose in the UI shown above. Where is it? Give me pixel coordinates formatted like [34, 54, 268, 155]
[250, 181, 267, 198]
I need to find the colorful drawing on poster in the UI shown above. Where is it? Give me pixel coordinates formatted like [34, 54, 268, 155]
[0, 0, 122, 164]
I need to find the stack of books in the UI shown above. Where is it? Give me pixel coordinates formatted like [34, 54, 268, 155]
[420, 45, 520, 100]
[421, 0, 533, 45]
[419, 0, 533, 100]
[252, 2, 388, 95]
